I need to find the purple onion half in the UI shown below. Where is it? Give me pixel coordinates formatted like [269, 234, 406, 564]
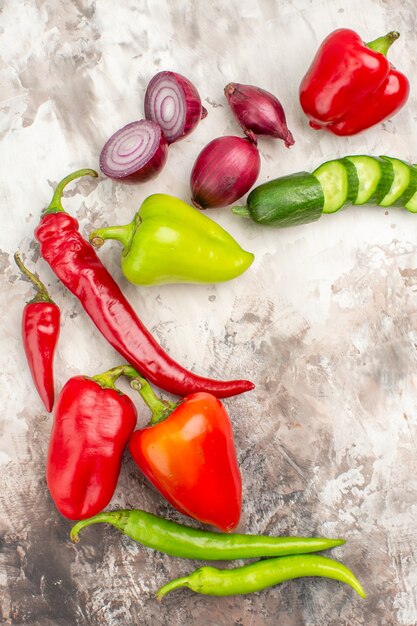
[144, 71, 207, 144]
[190, 136, 261, 209]
[99, 120, 168, 182]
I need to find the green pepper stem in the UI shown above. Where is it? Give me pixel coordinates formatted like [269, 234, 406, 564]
[14, 252, 54, 304]
[70, 510, 130, 542]
[156, 576, 190, 601]
[231, 205, 251, 218]
[89, 223, 135, 250]
[43, 168, 98, 215]
[129, 374, 177, 425]
[367, 31, 400, 56]
[91, 364, 176, 422]
[91, 364, 139, 391]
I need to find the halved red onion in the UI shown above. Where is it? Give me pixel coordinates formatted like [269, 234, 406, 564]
[224, 82, 295, 147]
[190, 136, 261, 209]
[99, 120, 168, 182]
[144, 71, 207, 144]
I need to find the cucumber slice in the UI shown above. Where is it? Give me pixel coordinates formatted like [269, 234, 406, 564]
[312, 159, 357, 214]
[340, 157, 359, 205]
[345, 155, 394, 205]
[242, 171, 324, 227]
[405, 166, 417, 212]
[379, 157, 417, 207]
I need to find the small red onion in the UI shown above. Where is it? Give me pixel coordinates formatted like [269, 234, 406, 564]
[99, 120, 168, 182]
[224, 82, 295, 148]
[144, 71, 207, 144]
[190, 136, 261, 209]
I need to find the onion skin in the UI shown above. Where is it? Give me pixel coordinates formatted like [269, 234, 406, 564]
[224, 82, 295, 148]
[190, 136, 261, 209]
[144, 71, 207, 144]
[99, 120, 168, 183]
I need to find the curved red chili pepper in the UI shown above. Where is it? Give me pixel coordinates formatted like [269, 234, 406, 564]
[34, 170, 254, 398]
[47, 365, 138, 519]
[15, 252, 60, 412]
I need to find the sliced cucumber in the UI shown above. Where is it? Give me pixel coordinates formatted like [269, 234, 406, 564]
[240, 171, 324, 227]
[312, 159, 358, 214]
[405, 167, 417, 212]
[345, 155, 394, 205]
[379, 157, 417, 207]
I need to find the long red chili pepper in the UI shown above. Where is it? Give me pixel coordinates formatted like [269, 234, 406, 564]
[34, 170, 254, 398]
[15, 252, 60, 412]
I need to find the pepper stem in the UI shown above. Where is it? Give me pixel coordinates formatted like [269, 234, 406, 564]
[89, 222, 135, 250]
[70, 510, 130, 543]
[231, 205, 251, 218]
[127, 373, 177, 425]
[155, 576, 191, 601]
[367, 31, 400, 56]
[91, 364, 139, 391]
[43, 168, 98, 215]
[14, 252, 54, 304]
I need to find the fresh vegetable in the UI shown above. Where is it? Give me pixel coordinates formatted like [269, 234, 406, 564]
[232, 155, 417, 227]
[99, 120, 168, 182]
[34, 169, 254, 398]
[127, 372, 242, 531]
[70, 508, 346, 560]
[47, 365, 137, 519]
[224, 82, 294, 147]
[89, 193, 254, 285]
[299, 29, 409, 136]
[155, 554, 366, 599]
[14, 252, 60, 413]
[190, 136, 261, 209]
[144, 71, 207, 144]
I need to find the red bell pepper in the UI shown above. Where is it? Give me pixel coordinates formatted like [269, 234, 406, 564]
[47, 365, 138, 519]
[127, 373, 242, 532]
[299, 29, 409, 135]
[15, 252, 60, 412]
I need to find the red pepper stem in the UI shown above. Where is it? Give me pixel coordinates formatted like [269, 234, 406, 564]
[366, 31, 400, 56]
[43, 169, 98, 215]
[128, 372, 177, 424]
[14, 252, 54, 304]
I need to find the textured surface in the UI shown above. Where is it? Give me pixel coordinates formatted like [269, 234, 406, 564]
[2, 0, 417, 624]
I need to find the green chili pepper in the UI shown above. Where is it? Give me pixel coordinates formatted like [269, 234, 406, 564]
[89, 193, 254, 285]
[155, 554, 366, 600]
[70, 509, 345, 560]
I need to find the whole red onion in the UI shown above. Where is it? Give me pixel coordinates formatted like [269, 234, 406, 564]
[144, 71, 207, 144]
[99, 120, 168, 182]
[190, 136, 261, 209]
[224, 82, 295, 147]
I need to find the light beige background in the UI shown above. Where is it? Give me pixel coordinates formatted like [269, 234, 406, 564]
[1, 0, 417, 624]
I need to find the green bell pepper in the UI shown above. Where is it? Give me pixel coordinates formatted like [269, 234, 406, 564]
[89, 194, 254, 286]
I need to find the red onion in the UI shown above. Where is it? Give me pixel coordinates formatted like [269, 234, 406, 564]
[99, 120, 168, 182]
[224, 82, 295, 148]
[144, 71, 207, 144]
[190, 136, 261, 209]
